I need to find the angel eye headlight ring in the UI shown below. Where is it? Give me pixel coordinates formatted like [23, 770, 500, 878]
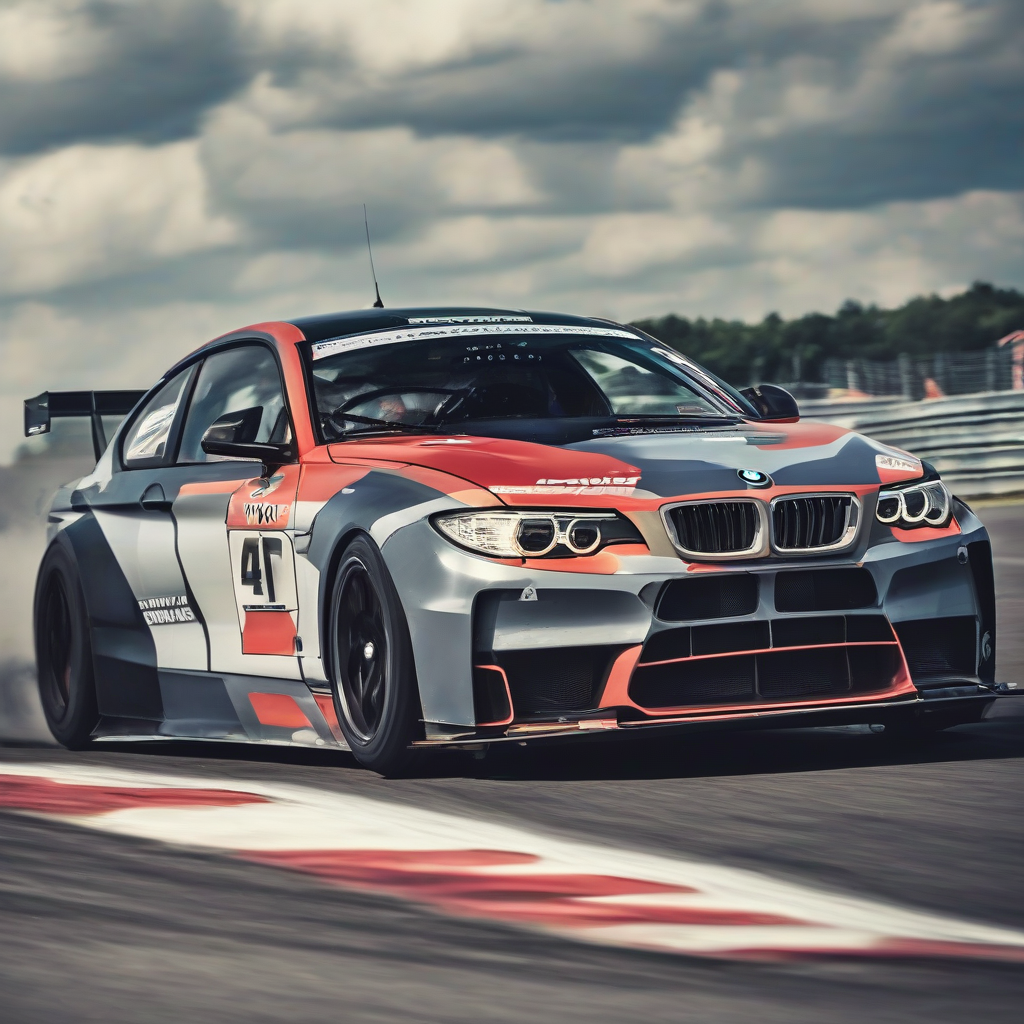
[432, 509, 639, 558]
[515, 517, 558, 556]
[875, 480, 951, 530]
[564, 518, 602, 555]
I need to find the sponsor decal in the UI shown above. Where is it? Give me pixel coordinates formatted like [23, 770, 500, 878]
[249, 474, 284, 499]
[875, 453, 921, 475]
[536, 476, 639, 487]
[138, 595, 196, 626]
[492, 475, 640, 497]
[311, 323, 640, 360]
[406, 315, 532, 324]
[244, 502, 290, 527]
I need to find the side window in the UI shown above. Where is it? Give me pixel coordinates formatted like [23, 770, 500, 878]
[121, 368, 193, 467]
[178, 345, 291, 464]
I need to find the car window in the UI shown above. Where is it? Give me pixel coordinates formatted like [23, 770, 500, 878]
[122, 369, 192, 467]
[177, 346, 291, 464]
[570, 349, 716, 416]
[309, 333, 732, 441]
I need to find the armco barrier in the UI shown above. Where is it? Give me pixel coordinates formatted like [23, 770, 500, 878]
[801, 390, 1024, 499]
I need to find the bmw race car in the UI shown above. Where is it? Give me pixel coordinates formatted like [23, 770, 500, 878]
[26, 307, 1016, 774]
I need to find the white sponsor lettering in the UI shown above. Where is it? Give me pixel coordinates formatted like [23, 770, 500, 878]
[492, 474, 641, 495]
[875, 453, 921, 474]
[138, 595, 196, 626]
[311, 323, 640, 360]
[536, 476, 639, 486]
[491, 485, 637, 497]
[406, 315, 532, 324]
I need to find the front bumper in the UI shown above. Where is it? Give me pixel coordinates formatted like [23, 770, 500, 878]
[382, 502, 1005, 736]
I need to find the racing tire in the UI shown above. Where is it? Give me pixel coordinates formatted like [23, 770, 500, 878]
[34, 544, 99, 748]
[327, 535, 423, 776]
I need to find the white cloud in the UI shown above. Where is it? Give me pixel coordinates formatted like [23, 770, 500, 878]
[580, 213, 734, 278]
[230, 0, 691, 79]
[199, 105, 543, 244]
[882, 1, 994, 57]
[0, 0, 1023, 465]
[0, 140, 238, 294]
[0, 1, 106, 82]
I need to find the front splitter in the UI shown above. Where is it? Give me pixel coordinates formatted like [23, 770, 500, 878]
[413, 691, 1013, 748]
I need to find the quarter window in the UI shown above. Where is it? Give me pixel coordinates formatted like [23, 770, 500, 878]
[122, 369, 192, 467]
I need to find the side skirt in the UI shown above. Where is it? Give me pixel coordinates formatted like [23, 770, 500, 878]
[90, 670, 349, 751]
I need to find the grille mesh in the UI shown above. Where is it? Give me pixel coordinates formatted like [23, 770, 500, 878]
[497, 646, 619, 718]
[629, 645, 897, 709]
[772, 495, 852, 550]
[668, 502, 759, 554]
[893, 616, 977, 681]
[656, 574, 758, 621]
[774, 568, 877, 612]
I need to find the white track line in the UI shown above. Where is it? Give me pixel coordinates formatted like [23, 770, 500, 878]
[1, 762, 1022, 963]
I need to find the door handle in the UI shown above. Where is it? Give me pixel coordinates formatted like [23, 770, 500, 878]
[140, 483, 172, 512]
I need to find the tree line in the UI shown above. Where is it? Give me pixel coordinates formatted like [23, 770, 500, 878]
[632, 281, 1024, 385]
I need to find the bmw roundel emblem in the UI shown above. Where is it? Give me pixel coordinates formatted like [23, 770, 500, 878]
[738, 468, 771, 487]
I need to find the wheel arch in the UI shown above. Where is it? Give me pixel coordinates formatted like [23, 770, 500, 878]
[305, 468, 452, 690]
[38, 512, 163, 721]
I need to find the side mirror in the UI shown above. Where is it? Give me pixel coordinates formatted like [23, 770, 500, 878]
[200, 407, 292, 463]
[200, 437, 291, 463]
[739, 384, 800, 422]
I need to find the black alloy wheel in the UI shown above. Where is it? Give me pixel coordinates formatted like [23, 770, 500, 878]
[34, 544, 99, 748]
[328, 535, 421, 774]
[336, 561, 388, 740]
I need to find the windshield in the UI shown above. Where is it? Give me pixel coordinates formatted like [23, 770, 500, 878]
[307, 327, 754, 441]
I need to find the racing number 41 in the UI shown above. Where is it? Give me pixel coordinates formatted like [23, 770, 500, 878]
[230, 530, 298, 615]
[240, 536, 284, 603]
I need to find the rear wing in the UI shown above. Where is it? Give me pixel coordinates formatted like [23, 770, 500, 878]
[24, 390, 147, 460]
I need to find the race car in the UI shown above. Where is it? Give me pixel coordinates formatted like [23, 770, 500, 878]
[26, 307, 1015, 774]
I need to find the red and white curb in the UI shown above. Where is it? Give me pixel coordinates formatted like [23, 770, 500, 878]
[2, 762, 1023, 964]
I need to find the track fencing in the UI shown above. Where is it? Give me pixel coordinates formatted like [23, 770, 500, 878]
[802, 390, 1024, 499]
[822, 349, 1016, 400]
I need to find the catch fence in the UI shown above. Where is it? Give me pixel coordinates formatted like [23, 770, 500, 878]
[822, 348, 1016, 400]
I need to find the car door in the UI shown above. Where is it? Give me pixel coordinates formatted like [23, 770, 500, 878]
[171, 343, 303, 681]
[85, 365, 211, 720]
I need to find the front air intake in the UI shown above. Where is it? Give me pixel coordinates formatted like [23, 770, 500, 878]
[656, 574, 759, 621]
[772, 495, 857, 553]
[663, 501, 764, 559]
[495, 646, 621, 719]
[774, 567, 877, 611]
[893, 616, 977, 684]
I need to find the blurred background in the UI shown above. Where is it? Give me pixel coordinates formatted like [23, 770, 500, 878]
[1, 4, 1023, 1020]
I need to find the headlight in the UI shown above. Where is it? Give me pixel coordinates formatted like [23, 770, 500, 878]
[876, 479, 952, 529]
[432, 509, 642, 558]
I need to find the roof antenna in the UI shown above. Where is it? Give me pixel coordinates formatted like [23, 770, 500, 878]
[363, 203, 384, 308]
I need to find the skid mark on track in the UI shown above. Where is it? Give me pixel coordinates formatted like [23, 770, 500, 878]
[2, 763, 1023, 964]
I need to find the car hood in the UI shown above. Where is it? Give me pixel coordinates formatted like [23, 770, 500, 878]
[328, 421, 923, 507]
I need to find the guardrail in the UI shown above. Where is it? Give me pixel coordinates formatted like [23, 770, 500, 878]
[802, 390, 1024, 499]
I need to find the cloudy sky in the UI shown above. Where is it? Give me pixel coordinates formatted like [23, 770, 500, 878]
[1, 0, 1023, 460]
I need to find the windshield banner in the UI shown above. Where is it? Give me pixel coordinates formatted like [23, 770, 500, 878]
[310, 323, 640, 360]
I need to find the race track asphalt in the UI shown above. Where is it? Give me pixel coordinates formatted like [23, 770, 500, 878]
[1, 502, 1022, 1023]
